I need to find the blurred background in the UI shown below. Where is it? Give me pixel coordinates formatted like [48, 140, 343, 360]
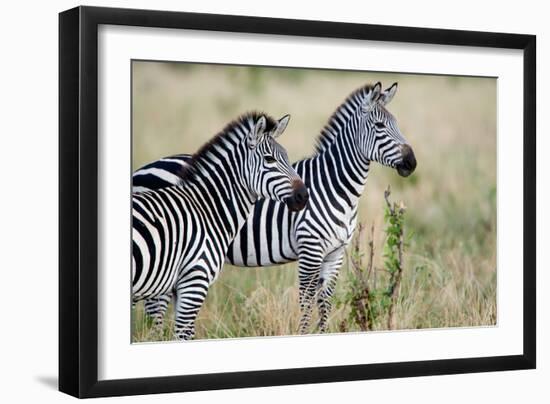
[132, 61, 496, 341]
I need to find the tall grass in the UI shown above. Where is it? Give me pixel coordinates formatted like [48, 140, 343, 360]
[131, 61, 496, 341]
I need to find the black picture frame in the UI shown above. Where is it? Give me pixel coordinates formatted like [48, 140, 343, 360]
[59, 5, 536, 398]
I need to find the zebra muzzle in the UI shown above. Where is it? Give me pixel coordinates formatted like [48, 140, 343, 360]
[286, 180, 309, 211]
[396, 144, 417, 177]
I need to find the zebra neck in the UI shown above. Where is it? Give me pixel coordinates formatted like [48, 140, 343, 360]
[186, 159, 256, 244]
[314, 117, 371, 210]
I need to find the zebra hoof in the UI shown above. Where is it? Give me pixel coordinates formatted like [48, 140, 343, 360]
[175, 329, 195, 341]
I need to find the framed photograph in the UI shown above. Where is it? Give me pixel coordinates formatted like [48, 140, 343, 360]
[59, 6, 536, 398]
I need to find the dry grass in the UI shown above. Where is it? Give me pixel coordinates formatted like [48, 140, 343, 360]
[131, 61, 497, 341]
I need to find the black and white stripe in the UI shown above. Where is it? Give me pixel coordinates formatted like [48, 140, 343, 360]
[135, 83, 416, 334]
[132, 112, 307, 340]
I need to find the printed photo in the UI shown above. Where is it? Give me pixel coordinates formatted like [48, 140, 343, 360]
[131, 61, 496, 342]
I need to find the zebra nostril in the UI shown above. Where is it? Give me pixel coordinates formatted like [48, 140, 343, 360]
[296, 187, 308, 203]
[401, 144, 412, 157]
[401, 144, 416, 168]
[288, 181, 308, 211]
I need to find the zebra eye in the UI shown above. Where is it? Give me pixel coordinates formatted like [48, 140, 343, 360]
[264, 155, 277, 164]
[374, 122, 386, 129]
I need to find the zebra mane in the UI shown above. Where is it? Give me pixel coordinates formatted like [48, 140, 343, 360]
[314, 84, 377, 154]
[179, 111, 278, 181]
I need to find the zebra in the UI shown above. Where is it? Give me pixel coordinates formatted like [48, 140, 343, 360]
[134, 83, 417, 334]
[132, 112, 308, 340]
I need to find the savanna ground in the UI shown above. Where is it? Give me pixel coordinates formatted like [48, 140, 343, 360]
[131, 61, 496, 341]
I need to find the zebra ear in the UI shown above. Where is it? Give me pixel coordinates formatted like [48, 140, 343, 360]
[361, 82, 382, 113]
[272, 114, 290, 139]
[248, 115, 267, 149]
[379, 82, 398, 106]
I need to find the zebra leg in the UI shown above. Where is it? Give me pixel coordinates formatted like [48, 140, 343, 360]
[317, 250, 345, 333]
[144, 293, 172, 331]
[297, 247, 325, 334]
[173, 267, 211, 341]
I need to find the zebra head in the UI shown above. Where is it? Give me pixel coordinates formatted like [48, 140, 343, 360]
[358, 82, 417, 177]
[244, 114, 309, 211]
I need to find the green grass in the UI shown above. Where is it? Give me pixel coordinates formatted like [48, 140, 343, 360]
[131, 61, 497, 342]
